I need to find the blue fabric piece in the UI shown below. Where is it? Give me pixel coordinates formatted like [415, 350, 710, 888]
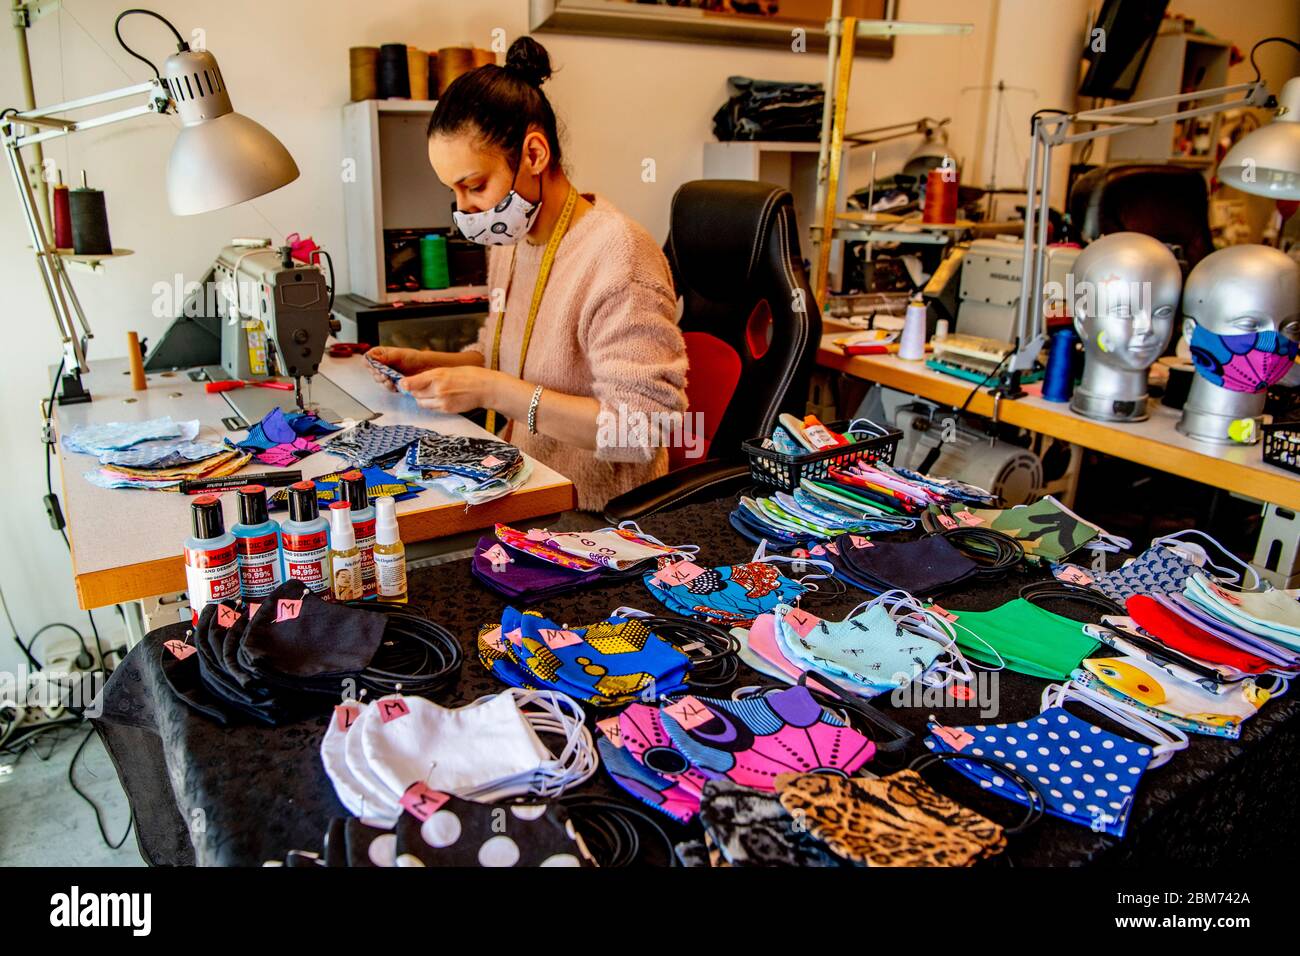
[327, 421, 435, 468]
[99, 440, 226, 469]
[643, 560, 806, 626]
[266, 466, 421, 511]
[62, 417, 199, 456]
[924, 708, 1156, 838]
[233, 409, 341, 453]
[1087, 545, 1198, 604]
[82, 471, 180, 491]
[727, 506, 819, 549]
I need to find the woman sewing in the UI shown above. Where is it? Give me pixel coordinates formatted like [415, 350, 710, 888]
[367, 37, 687, 512]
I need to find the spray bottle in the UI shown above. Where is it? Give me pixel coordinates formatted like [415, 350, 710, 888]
[339, 471, 376, 599]
[372, 495, 407, 604]
[184, 495, 241, 624]
[328, 502, 363, 602]
[282, 481, 331, 596]
[231, 484, 283, 600]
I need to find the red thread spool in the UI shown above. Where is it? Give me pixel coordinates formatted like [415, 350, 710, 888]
[53, 184, 73, 249]
[922, 168, 959, 224]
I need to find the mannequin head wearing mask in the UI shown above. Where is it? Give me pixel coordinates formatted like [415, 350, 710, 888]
[1069, 232, 1181, 422]
[1178, 245, 1300, 444]
[427, 37, 566, 246]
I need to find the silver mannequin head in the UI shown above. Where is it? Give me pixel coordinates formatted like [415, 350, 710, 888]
[1069, 232, 1181, 422]
[1178, 245, 1300, 444]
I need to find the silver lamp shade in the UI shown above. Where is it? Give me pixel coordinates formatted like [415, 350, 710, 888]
[161, 48, 299, 215]
[1218, 76, 1300, 201]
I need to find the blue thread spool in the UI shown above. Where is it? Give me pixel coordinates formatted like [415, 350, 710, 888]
[1043, 327, 1077, 403]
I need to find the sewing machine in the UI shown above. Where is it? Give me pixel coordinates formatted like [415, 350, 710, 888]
[146, 240, 373, 425]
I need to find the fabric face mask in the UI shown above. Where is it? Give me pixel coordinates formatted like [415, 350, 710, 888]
[967, 497, 1099, 562]
[495, 523, 602, 573]
[1189, 325, 1299, 392]
[393, 799, 592, 868]
[1126, 595, 1277, 676]
[831, 533, 979, 597]
[597, 735, 703, 823]
[642, 555, 822, 627]
[771, 602, 947, 699]
[948, 599, 1101, 681]
[537, 522, 696, 571]
[482, 607, 689, 705]
[452, 160, 541, 246]
[657, 685, 876, 790]
[406, 433, 522, 482]
[1075, 654, 1269, 738]
[698, 779, 853, 868]
[925, 685, 1176, 838]
[1184, 573, 1300, 650]
[595, 702, 712, 822]
[775, 770, 1006, 867]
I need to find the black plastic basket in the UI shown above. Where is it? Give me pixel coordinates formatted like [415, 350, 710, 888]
[743, 419, 903, 493]
[1262, 421, 1300, 476]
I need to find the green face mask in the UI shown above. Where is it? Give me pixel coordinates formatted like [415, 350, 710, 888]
[947, 599, 1100, 681]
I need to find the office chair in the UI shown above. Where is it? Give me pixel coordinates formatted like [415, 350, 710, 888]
[1069, 163, 1216, 270]
[603, 180, 822, 521]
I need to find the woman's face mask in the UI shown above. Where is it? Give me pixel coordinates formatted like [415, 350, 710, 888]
[1189, 325, 1299, 393]
[450, 145, 542, 246]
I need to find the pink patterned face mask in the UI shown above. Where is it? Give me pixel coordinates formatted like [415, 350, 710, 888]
[655, 686, 877, 791]
[1189, 326, 1299, 393]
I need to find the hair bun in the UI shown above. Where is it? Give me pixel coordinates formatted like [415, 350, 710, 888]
[504, 36, 552, 88]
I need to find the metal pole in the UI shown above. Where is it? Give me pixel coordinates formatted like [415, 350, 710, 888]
[12, 0, 51, 233]
[1012, 116, 1041, 370]
[812, 0, 842, 294]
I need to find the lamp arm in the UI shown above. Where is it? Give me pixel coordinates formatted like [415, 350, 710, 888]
[8, 79, 173, 149]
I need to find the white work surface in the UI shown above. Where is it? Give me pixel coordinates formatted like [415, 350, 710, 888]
[52, 354, 576, 609]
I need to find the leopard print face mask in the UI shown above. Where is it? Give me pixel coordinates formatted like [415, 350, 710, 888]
[776, 770, 1007, 867]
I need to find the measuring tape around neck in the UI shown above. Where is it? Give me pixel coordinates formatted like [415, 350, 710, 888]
[485, 185, 578, 435]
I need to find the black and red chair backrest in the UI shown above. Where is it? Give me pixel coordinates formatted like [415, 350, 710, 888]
[663, 180, 821, 464]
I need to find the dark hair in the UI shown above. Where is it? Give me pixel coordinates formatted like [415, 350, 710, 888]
[427, 37, 562, 172]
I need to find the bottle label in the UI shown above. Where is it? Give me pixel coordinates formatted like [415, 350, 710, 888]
[375, 550, 407, 599]
[283, 530, 330, 594]
[184, 543, 240, 623]
[354, 517, 377, 598]
[331, 551, 363, 602]
[236, 532, 282, 598]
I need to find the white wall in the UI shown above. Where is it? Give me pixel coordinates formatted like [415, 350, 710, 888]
[11, 0, 1258, 675]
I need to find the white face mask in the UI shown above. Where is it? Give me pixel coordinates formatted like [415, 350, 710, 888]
[452, 160, 542, 246]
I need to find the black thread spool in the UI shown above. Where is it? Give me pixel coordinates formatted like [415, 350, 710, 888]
[376, 43, 410, 99]
[69, 184, 112, 255]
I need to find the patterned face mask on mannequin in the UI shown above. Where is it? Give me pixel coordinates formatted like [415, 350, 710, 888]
[1189, 326, 1299, 392]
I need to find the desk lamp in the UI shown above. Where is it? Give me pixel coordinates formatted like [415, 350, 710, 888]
[2, 7, 299, 403]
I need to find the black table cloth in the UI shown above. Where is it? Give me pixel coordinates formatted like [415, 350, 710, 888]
[92, 499, 1300, 866]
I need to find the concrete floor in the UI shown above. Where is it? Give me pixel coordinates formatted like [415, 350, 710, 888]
[0, 725, 144, 866]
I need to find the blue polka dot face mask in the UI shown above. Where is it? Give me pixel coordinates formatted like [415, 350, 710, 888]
[924, 681, 1186, 838]
[643, 548, 834, 627]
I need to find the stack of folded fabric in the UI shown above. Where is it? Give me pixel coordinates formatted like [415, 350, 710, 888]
[597, 685, 877, 823]
[62, 416, 249, 491]
[161, 581, 460, 726]
[1066, 570, 1298, 737]
[229, 407, 341, 466]
[730, 483, 917, 546]
[477, 607, 690, 706]
[397, 432, 530, 505]
[270, 797, 595, 868]
[267, 465, 422, 512]
[736, 595, 976, 700]
[473, 521, 693, 600]
[320, 687, 597, 829]
[324, 421, 434, 469]
[712, 76, 825, 142]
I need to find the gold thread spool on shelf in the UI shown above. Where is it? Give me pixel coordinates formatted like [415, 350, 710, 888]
[349, 46, 378, 101]
[427, 52, 438, 98]
[472, 48, 496, 68]
[435, 47, 475, 97]
[407, 46, 429, 101]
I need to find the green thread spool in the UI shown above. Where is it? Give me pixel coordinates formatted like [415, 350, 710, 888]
[420, 233, 450, 290]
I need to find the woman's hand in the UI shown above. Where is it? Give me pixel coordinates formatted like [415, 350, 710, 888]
[400, 366, 503, 414]
[365, 347, 439, 391]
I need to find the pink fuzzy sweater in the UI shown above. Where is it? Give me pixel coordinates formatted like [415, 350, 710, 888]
[463, 193, 688, 511]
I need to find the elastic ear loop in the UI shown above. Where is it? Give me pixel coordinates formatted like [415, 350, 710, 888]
[845, 416, 890, 438]
[1040, 680, 1188, 769]
[612, 520, 700, 559]
[936, 614, 1009, 674]
[1154, 529, 1261, 591]
[1042, 494, 1131, 552]
[507, 688, 599, 795]
[639, 615, 740, 690]
[908, 750, 1046, 836]
[1084, 622, 1231, 687]
[870, 591, 981, 685]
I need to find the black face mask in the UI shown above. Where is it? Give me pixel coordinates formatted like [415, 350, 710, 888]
[831, 534, 979, 597]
